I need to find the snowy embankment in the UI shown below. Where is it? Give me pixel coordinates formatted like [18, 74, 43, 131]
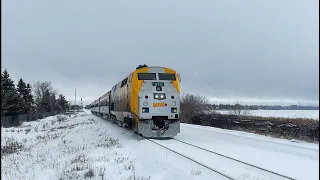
[2, 110, 319, 180]
[1, 111, 151, 180]
[1, 111, 224, 180]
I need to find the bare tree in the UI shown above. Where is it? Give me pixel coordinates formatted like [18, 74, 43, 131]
[33, 81, 57, 102]
[180, 93, 209, 123]
[228, 100, 251, 117]
[32, 81, 58, 112]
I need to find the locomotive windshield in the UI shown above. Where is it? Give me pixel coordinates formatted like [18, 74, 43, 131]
[158, 73, 176, 80]
[138, 73, 157, 80]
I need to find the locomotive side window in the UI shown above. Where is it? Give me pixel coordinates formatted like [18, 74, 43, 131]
[138, 73, 157, 80]
[158, 73, 176, 80]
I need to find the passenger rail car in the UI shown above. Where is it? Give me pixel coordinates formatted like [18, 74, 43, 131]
[90, 66, 181, 138]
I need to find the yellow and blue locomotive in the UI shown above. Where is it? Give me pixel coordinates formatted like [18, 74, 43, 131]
[90, 65, 181, 138]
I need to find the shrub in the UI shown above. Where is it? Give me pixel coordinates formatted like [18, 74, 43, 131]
[56, 115, 67, 122]
[228, 100, 251, 118]
[180, 93, 209, 123]
[84, 169, 94, 179]
[191, 112, 319, 142]
[1, 137, 24, 156]
[96, 136, 122, 148]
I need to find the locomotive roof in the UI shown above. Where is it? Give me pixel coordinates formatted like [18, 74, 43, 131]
[134, 66, 176, 72]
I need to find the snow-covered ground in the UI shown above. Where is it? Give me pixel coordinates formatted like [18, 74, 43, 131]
[175, 124, 319, 180]
[215, 110, 319, 120]
[2, 110, 319, 180]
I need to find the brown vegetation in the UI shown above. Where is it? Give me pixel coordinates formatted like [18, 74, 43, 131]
[180, 93, 209, 124]
[180, 93, 319, 143]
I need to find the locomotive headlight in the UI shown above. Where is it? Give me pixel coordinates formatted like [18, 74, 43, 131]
[154, 93, 166, 100]
[172, 101, 176, 106]
[143, 101, 148, 106]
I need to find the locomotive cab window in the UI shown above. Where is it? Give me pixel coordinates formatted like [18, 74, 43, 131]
[137, 73, 157, 80]
[158, 73, 176, 80]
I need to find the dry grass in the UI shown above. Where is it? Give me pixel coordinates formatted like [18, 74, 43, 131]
[56, 115, 67, 122]
[191, 112, 319, 143]
[84, 169, 94, 179]
[191, 169, 202, 176]
[1, 137, 24, 156]
[242, 115, 318, 127]
[96, 135, 122, 148]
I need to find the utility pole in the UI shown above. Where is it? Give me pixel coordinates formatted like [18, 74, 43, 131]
[75, 89, 76, 111]
[81, 98, 83, 111]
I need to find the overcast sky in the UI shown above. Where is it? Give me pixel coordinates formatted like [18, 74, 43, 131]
[2, 0, 319, 106]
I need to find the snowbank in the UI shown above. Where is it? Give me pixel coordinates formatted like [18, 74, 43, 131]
[1, 111, 151, 180]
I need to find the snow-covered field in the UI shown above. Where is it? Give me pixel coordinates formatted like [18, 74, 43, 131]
[216, 110, 319, 120]
[2, 110, 319, 180]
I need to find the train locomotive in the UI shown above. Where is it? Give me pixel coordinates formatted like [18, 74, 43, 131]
[90, 65, 181, 138]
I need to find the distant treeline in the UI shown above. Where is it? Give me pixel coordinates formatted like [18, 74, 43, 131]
[71, 105, 83, 110]
[204, 104, 319, 110]
[1, 69, 70, 117]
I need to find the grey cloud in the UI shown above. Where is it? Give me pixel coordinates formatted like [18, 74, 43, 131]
[2, 0, 319, 105]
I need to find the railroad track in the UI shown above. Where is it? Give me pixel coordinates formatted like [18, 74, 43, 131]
[97, 115, 296, 180]
[183, 125, 318, 152]
[147, 138, 235, 180]
[147, 138, 297, 180]
[172, 138, 297, 179]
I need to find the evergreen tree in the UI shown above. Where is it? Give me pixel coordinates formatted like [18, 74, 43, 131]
[25, 83, 35, 113]
[1, 71, 69, 119]
[16, 78, 27, 114]
[57, 94, 68, 112]
[39, 89, 51, 113]
[50, 93, 58, 112]
[1, 69, 20, 117]
[1, 72, 5, 116]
